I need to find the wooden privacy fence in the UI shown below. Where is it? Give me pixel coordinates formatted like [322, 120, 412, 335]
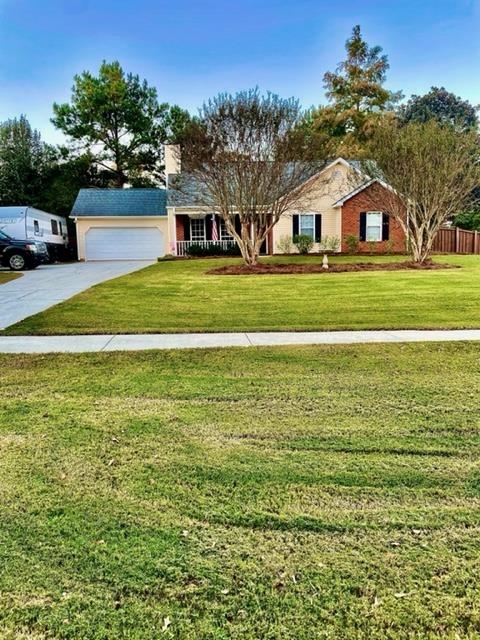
[432, 227, 480, 255]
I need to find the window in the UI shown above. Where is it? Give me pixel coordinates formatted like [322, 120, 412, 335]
[51, 219, 59, 235]
[220, 219, 233, 241]
[34, 220, 39, 234]
[292, 213, 321, 242]
[190, 218, 206, 241]
[299, 214, 315, 240]
[359, 212, 389, 242]
[366, 212, 382, 241]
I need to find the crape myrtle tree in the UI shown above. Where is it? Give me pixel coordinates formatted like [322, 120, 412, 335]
[180, 89, 326, 266]
[52, 61, 191, 187]
[364, 119, 480, 263]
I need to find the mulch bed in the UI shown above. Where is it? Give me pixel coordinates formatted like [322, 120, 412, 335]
[207, 261, 458, 275]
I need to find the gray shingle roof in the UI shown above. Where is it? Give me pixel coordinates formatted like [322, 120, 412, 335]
[167, 174, 207, 207]
[71, 188, 167, 217]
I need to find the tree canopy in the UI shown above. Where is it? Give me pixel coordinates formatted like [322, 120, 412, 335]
[309, 25, 402, 155]
[52, 61, 191, 187]
[398, 86, 479, 131]
[364, 119, 480, 262]
[0, 115, 55, 206]
[180, 89, 327, 265]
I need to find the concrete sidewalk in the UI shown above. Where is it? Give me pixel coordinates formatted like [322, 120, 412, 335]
[1, 329, 480, 353]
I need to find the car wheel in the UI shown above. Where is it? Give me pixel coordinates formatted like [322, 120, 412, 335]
[8, 252, 28, 271]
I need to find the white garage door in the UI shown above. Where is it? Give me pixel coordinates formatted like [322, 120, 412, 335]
[85, 227, 164, 260]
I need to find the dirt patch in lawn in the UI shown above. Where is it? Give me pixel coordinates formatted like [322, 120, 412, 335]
[207, 261, 459, 275]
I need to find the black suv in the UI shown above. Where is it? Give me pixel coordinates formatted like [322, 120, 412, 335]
[0, 230, 49, 271]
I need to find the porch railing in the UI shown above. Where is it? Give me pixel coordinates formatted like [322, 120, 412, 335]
[176, 240, 237, 257]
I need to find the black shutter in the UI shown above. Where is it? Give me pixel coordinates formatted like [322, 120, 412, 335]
[382, 213, 389, 241]
[314, 214, 322, 242]
[359, 212, 367, 242]
[234, 215, 242, 234]
[184, 216, 191, 241]
[206, 215, 212, 240]
[292, 215, 299, 236]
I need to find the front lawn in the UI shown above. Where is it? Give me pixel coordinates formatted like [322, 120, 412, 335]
[1, 343, 479, 638]
[4, 254, 480, 335]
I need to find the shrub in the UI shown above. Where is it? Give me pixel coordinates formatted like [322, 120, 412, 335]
[293, 234, 314, 254]
[385, 238, 395, 255]
[454, 210, 480, 231]
[185, 242, 241, 257]
[319, 236, 341, 252]
[277, 235, 293, 254]
[344, 234, 359, 254]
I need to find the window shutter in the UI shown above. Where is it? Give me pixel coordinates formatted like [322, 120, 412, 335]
[184, 217, 191, 241]
[234, 215, 242, 234]
[292, 215, 299, 236]
[359, 212, 367, 242]
[314, 214, 322, 242]
[382, 213, 389, 241]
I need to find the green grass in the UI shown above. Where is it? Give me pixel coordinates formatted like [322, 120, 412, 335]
[1, 343, 480, 638]
[0, 271, 22, 285]
[4, 254, 480, 335]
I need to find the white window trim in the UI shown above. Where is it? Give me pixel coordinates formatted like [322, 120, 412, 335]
[190, 218, 206, 242]
[366, 211, 383, 242]
[299, 213, 315, 241]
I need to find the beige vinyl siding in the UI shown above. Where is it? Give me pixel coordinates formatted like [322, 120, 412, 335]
[273, 161, 358, 254]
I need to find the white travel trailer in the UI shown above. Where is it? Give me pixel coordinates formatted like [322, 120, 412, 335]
[0, 206, 69, 261]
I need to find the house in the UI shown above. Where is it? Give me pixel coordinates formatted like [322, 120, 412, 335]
[71, 157, 406, 261]
[168, 157, 406, 256]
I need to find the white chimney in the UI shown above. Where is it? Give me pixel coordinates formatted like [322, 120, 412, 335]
[164, 144, 181, 187]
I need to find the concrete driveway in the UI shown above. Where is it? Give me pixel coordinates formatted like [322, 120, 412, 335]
[0, 260, 155, 330]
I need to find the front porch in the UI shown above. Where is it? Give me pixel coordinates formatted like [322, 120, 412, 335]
[173, 213, 273, 256]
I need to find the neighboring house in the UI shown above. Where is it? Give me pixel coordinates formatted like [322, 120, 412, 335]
[71, 189, 167, 261]
[70, 158, 406, 261]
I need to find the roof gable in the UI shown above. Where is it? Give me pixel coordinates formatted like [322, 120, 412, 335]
[167, 157, 362, 209]
[332, 178, 395, 208]
[71, 188, 167, 217]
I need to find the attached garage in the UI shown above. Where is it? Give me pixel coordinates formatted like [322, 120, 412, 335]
[71, 188, 168, 261]
[85, 227, 164, 260]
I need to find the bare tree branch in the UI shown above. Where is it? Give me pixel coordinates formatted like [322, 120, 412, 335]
[363, 119, 480, 262]
[178, 89, 329, 265]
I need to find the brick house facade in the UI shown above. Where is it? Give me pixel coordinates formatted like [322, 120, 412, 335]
[339, 181, 407, 254]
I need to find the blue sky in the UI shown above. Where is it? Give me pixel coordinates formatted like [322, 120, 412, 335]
[0, 0, 478, 144]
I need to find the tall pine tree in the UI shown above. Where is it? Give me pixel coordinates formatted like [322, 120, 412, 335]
[311, 25, 402, 156]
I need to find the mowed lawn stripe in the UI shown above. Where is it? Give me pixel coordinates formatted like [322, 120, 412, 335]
[0, 343, 480, 638]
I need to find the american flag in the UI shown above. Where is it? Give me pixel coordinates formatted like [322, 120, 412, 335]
[211, 214, 219, 242]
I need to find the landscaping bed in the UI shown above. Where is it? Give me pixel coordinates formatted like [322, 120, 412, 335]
[207, 259, 458, 275]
